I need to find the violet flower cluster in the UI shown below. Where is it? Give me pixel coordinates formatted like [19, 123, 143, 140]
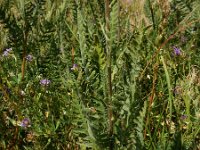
[26, 54, 33, 62]
[71, 64, 78, 71]
[40, 79, 51, 86]
[2, 48, 12, 57]
[173, 46, 181, 56]
[20, 118, 31, 128]
[180, 114, 187, 120]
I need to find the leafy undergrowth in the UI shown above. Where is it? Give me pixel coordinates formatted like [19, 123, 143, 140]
[0, 0, 200, 149]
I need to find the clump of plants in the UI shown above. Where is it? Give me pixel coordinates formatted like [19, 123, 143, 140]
[0, 0, 200, 149]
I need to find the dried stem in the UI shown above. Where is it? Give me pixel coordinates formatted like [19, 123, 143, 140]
[21, 30, 28, 81]
[71, 47, 75, 64]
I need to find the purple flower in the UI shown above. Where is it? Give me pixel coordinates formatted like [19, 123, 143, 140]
[71, 64, 78, 71]
[20, 118, 31, 128]
[173, 46, 181, 56]
[2, 48, 12, 57]
[180, 115, 187, 120]
[40, 79, 51, 86]
[6, 48, 12, 52]
[26, 54, 33, 62]
[2, 51, 9, 57]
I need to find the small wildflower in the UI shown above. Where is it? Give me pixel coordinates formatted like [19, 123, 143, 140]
[20, 118, 31, 128]
[40, 79, 51, 86]
[26, 54, 33, 62]
[6, 48, 12, 52]
[173, 46, 181, 56]
[2, 51, 9, 57]
[180, 114, 187, 120]
[71, 64, 78, 71]
[2, 48, 12, 57]
[20, 90, 26, 96]
[147, 75, 151, 79]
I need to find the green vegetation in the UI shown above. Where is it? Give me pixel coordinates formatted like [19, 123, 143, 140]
[0, 0, 200, 149]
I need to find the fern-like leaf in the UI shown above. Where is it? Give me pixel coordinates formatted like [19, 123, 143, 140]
[134, 101, 147, 148]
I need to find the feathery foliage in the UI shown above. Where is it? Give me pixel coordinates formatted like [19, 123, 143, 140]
[0, 0, 200, 149]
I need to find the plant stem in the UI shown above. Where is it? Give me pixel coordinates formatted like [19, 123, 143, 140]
[71, 47, 75, 64]
[148, 0, 155, 29]
[21, 30, 28, 81]
[105, 0, 114, 149]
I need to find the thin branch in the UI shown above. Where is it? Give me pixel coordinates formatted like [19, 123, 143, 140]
[21, 29, 28, 81]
